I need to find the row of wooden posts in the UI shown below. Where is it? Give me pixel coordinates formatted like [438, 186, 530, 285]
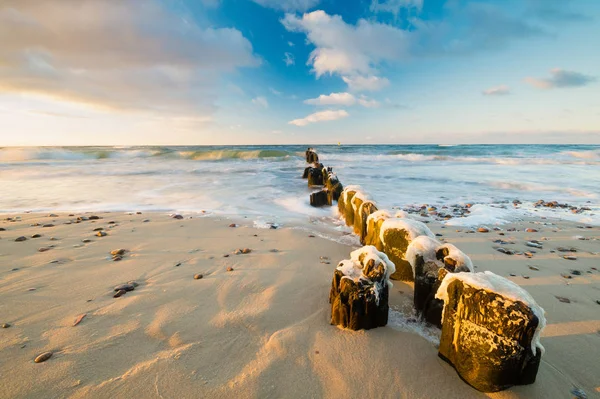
[302, 149, 546, 393]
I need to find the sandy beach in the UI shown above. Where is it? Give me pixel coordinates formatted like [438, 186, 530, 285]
[1, 211, 598, 398]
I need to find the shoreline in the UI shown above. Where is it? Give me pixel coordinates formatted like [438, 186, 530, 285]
[1, 211, 599, 398]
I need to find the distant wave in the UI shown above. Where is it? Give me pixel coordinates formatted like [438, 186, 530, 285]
[319, 152, 600, 165]
[0, 147, 296, 162]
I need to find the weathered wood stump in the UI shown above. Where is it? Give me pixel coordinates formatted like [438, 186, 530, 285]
[306, 150, 319, 163]
[356, 202, 378, 245]
[364, 210, 390, 250]
[436, 272, 545, 392]
[329, 246, 395, 330]
[339, 186, 360, 227]
[307, 167, 324, 186]
[302, 166, 311, 179]
[379, 218, 435, 281]
[310, 189, 331, 207]
[325, 174, 343, 202]
[408, 239, 474, 327]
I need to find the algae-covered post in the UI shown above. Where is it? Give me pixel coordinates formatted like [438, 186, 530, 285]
[435, 271, 546, 392]
[310, 189, 331, 207]
[379, 217, 436, 281]
[329, 246, 395, 330]
[406, 236, 474, 327]
[305, 148, 319, 163]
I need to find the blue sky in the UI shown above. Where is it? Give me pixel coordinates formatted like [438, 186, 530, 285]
[0, 0, 599, 145]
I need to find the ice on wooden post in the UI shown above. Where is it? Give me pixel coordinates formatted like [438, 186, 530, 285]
[406, 237, 474, 327]
[364, 210, 390, 250]
[379, 218, 436, 281]
[350, 191, 371, 234]
[338, 186, 361, 227]
[435, 271, 546, 393]
[356, 201, 379, 245]
[325, 173, 343, 202]
[329, 246, 395, 330]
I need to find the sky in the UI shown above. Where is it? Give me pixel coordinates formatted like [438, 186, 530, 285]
[0, 0, 599, 146]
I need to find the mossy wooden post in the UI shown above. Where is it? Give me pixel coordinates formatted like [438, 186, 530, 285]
[342, 190, 356, 226]
[351, 195, 366, 235]
[438, 279, 543, 392]
[381, 228, 414, 281]
[310, 190, 331, 207]
[329, 249, 392, 330]
[365, 216, 387, 251]
[326, 175, 343, 202]
[307, 167, 324, 187]
[357, 202, 378, 245]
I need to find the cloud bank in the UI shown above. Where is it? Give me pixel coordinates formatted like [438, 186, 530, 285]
[0, 0, 259, 118]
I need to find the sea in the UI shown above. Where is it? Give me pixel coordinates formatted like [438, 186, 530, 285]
[1, 144, 599, 231]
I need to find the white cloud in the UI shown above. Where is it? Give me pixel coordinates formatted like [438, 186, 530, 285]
[288, 41, 295, 47]
[269, 87, 282, 96]
[284, 52, 295, 66]
[252, 0, 319, 12]
[342, 75, 390, 92]
[304, 92, 379, 108]
[357, 95, 380, 108]
[525, 68, 595, 89]
[252, 96, 269, 108]
[289, 109, 349, 126]
[482, 85, 511, 96]
[282, 11, 409, 78]
[0, 0, 259, 118]
[370, 0, 423, 16]
[304, 92, 356, 106]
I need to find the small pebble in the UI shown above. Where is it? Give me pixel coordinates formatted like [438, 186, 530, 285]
[555, 296, 571, 303]
[172, 214, 184, 220]
[15, 236, 27, 242]
[563, 255, 577, 261]
[113, 284, 135, 292]
[229, 224, 237, 228]
[110, 249, 127, 256]
[308, 235, 315, 238]
[269, 249, 279, 253]
[113, 290, 127, 298]
[223, 254, 230, 258]
[528, 265, 539, 271]
[38, 247, 50, 252]
[522, 275, 530, 279]
[477, 227, 489, 233]
[89, 216, 100, 220]
[93, 228, 103, 232]
[226, 267, 234, 272]
[31, 234, 42, 238]
[194, 274, 203, 280]
[96, 231, 107, 237]
[34, 352, 53, 363]
[1, 323, 10, 328]
[42, 224, 54, 228]
[82, 239, 92, 243]
[526, 241, 542, 249]
[525, 228, 538, 233]
[175, 262, 182, 267]
[571, 270, 581, 276]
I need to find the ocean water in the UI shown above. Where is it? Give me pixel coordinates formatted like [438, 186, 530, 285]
[1, 145, 599, 228]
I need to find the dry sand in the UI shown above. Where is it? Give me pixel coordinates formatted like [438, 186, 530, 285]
[0, 212, 599, 398]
